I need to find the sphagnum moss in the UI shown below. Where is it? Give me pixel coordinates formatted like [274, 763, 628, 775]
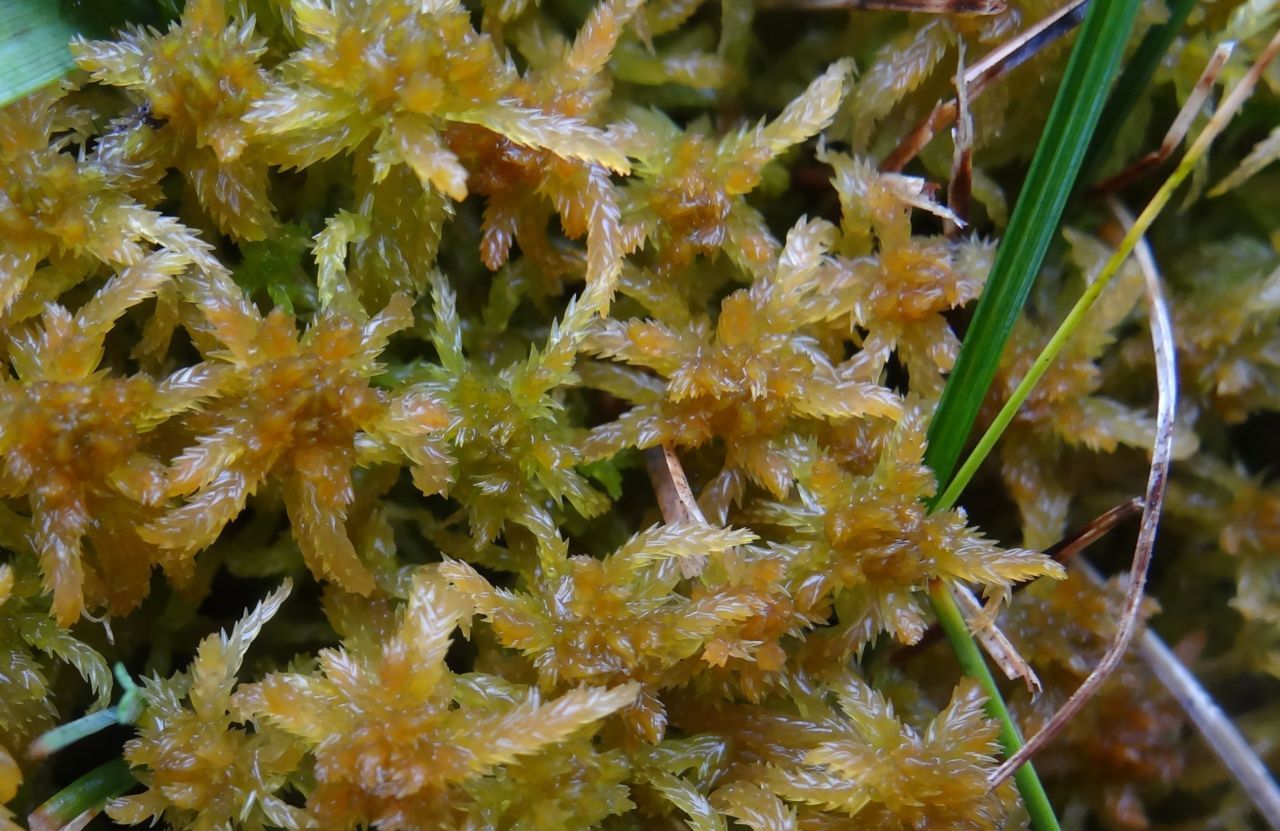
[2, 1, 1279, 830]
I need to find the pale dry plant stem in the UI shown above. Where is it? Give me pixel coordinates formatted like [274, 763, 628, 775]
[880, 0, 1089, 171]
[644, 444, 707, 525]
[644, 443, 711, 577]
[1091, 41, 1236, 195]
[947, 40, 974, 234]
[1065, 552, 1280, 829]
[989, 197, 1177, 786]
[952, 582, 1041, 690]
[1136, 630, 1280, 828]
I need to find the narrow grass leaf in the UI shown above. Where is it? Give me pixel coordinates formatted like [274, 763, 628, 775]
[27, 710, 121, 761]
[28, 758, 136, 831]
[923, 0, 1141, 492]
[0, 0, 77, 108]
[936, 29, 1280, 511]
[1077, 0, 1199, 189]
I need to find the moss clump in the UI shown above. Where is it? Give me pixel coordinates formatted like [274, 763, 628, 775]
[2, 1, 1279, 830]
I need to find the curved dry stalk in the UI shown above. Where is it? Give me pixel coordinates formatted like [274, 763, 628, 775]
[1059, 553, 1280, 829]
[990, 199, 1175, 786]
[1137, 630, 1280, 829]
[880, 0, 1089, 171]
[1091, 42, 1236, 195]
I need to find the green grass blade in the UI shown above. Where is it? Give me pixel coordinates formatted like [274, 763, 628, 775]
[929, 582, 1062, 831]
[0, 0, 77, 109]
[923, 0, 1142, 492]
[28, 758, 135, 831]
[1078, 0, 1198, 189]
[0, 0, 185, 110]
[920, 2, 1142, 829]
[27, 664, 145, 759]
[26, 709, 121, 760]
[936, 28, 1280, 512]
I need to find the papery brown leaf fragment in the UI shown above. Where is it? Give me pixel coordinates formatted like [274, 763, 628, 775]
[645, 444, 714, 576]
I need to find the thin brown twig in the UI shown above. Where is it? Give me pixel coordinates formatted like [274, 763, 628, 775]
[964, 0, 1089, 91]
[1090, 42, 1236, 195]
[881, 100, 959, 174]
[990, 199, 1176, 786]
[880, 0, 1090, 171]
[644, 443, 710, 576]
[1045, 497, 1143, 565]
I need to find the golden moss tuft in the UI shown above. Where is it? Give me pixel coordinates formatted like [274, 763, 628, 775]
[1, 1, 1278, 829]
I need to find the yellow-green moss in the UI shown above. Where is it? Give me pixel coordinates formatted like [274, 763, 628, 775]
[2, 1, 1279, 830]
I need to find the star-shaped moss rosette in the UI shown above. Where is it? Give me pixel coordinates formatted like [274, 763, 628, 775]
[244, 0, 628, 205]
[73, 0, 278, 240]
[245, 570, 638, 831]
[0, 89, 218, 321]
[749, 406, 1063, 650]
[141, 271, 451, 595]
[0, 252, 233, 624]
[444, 521, 758, 742]
[614, 60, 852, 281]
[584, 217, 901, 516]
[109, 582, 306, 831]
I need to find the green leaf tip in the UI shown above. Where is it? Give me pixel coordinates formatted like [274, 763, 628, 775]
[0, 0, 77, 109]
